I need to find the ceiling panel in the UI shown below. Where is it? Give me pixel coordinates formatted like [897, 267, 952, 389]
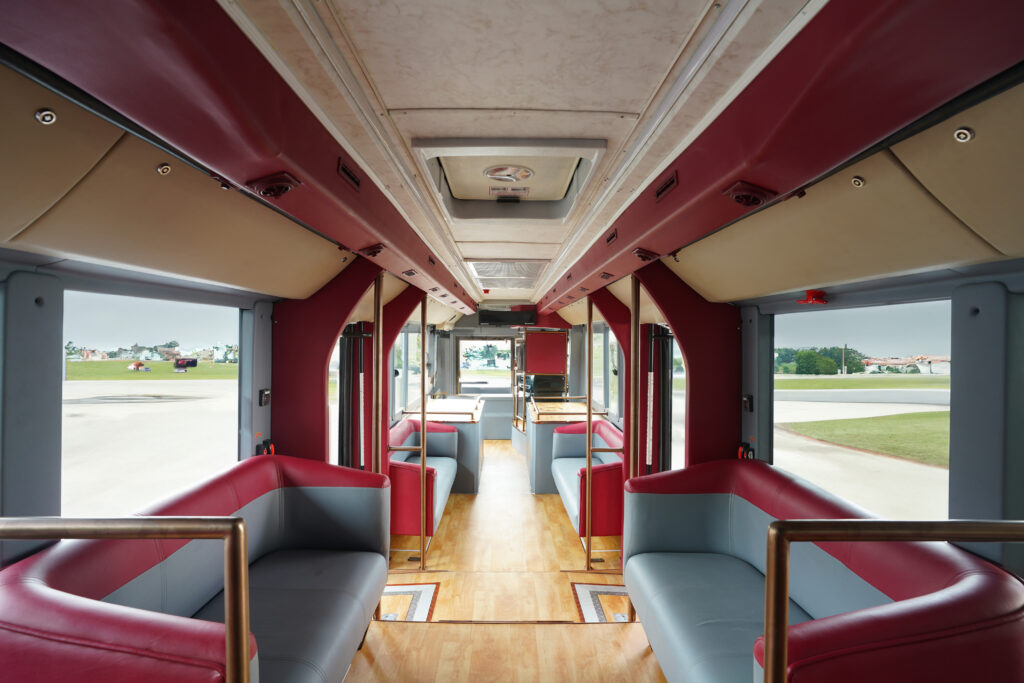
[332, 0, 706, 112]
[458, 242, 560, 260]
[664, 151, 1000, 302]
[891, 82, 1024, 257]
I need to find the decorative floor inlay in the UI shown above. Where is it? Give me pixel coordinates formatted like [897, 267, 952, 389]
[381, 583, 439, 622]
[571, 583, 631, 623]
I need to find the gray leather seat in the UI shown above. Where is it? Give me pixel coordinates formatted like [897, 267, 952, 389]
[625, 552, 810, 682]
[195, 549, 388, 683]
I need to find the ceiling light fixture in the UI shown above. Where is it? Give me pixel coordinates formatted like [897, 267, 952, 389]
[484, 165, 534, 183]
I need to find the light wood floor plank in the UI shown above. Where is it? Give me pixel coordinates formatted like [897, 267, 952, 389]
[346, 622, 666, 682]
[358, 439, 665, 680]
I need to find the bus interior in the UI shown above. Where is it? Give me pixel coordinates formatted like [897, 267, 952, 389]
[1, 1, 1023, 681]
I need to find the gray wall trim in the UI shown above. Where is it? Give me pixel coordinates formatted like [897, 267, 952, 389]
[0, 272, 63, 565]
[949, 283, 1007, 564]
[737, 257, 1024, 316]
[0, 248, 270, 309]
[568, 324, 586, 397]
[239, 302, 273, 460]
[741, 307, 773, 463]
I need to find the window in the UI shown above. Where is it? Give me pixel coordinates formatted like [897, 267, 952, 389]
[608, 336, 622, 426]
[773, 301, 951, 519]
[391, 324, 422, 422]
[592, 324, 607, 408]
[328, 338, 340, 465]
[458, 339, 511, 393]
[670, 338, 686, 470]
[62, 291, 239, 516]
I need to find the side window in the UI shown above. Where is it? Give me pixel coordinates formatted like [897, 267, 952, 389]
[773, 300, 951, 519]
[670, 338, 686, 470]
[591, 324, 607, 409]
[608, 337, 622, 427]
[391, 325, 422, 422]
[62, 291, 239, 516]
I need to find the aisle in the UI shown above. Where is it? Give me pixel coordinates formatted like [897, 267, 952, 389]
[347, 440, 664, 680]
[385, 440, 622, 622]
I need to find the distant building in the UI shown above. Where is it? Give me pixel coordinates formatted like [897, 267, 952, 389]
[863, 355, 951, 374]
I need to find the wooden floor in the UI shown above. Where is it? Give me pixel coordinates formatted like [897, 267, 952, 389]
[346, 440, 665, 680]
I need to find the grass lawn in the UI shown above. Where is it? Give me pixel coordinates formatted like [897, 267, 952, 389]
[775, 375, 950, 390]
[673, 377, 686, 391]
[66, 359, 238, 381]
[781, 411, 950, 467]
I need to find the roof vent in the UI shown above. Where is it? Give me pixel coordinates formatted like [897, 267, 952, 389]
[723, 180, 777, 207]
[247, 172, 301, 199]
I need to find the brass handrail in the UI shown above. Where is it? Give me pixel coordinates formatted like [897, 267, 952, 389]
[764, 519, 1024, 683]
[0, 516, 250, 682]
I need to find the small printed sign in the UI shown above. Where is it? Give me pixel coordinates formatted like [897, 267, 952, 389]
[489, 186, 530, 198]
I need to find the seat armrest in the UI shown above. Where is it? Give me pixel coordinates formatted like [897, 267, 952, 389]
[388, 460, 437, 536]
[577, 462, 623, 537]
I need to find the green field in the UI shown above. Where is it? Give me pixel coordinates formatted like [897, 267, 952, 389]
[66, 359, 238, 381]
[781, 411, 950, 467]
[775, 375, 950, 390]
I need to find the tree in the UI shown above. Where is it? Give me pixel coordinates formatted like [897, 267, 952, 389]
[794, 350, 820, 375]
[817, 346, 865, 374]
[64, 341, 82, 358]
[815, 355, 838, 375]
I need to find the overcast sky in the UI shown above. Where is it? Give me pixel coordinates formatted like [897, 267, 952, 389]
[775, 300, 951, 357]
[64, 291, 238, 351]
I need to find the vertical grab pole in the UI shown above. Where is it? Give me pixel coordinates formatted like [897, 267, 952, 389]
[419, 298, 428, 571]
[370, 274, 383, 620]
[585, 297, 594, 571]
[629, 274, 641, 480]
[628, 275, 641, 621]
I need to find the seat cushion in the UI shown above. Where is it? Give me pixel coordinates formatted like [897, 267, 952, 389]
[193, 549, 388, 683]
[400, 455, 457, 528]
[624, 552, 811, 683]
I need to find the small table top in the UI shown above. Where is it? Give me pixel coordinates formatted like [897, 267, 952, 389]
[405, 397, 483, 423]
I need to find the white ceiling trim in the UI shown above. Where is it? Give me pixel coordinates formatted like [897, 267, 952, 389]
[535, 0, 827, 297]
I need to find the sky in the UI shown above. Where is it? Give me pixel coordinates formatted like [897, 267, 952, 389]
[64, 291, 238, 351]
[774, 300, 951, 357]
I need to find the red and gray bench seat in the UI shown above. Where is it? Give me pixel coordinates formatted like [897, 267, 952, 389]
[0, 454, 390, 682]
[387, 419, 458, 536]
[550, 420, 624, 536]
[623, 459, 1024, 682]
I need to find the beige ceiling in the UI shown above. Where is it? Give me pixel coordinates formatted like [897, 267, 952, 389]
[219, 0, 818, 303]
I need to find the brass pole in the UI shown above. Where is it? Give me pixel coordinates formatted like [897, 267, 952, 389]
[0, 517, 250, 683]
[511, 338, 517, 430]
[370, 273, 384, 621]
[585, 297, 594, 571]
[629, 274, 640, 480]
[370, 274, 383, 476]
[763, 519, 1024, 683]
[419, 298, 428, 571]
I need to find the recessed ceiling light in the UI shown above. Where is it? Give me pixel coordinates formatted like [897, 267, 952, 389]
[484, 165, 534, 183]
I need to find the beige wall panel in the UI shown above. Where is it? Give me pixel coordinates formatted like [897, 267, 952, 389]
[891, 83, 1024, 256]
[11, 135, 347, 299]
[0, 65, 123, 241]
[426, 297, 461, 327]
[451, 222, 568, 244]
[344, 273, 409, 324]
[605, 277, 665, 324]
[667, 151, 1000, 302]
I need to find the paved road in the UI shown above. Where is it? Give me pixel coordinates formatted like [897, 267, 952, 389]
[62, 380, 238, 516]
[774, 388, 949, 405]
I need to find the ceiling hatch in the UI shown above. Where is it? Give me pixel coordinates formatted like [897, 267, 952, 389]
[414, 138, 604, 222]
[468, 260, 548, 289]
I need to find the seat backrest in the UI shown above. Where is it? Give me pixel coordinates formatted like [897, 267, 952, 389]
[552, 419, 624, 462]
[389, 418, 458, 461]
[0, 456, 389, 618]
